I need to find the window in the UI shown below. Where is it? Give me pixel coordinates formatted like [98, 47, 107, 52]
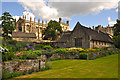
[75, 38, 82, 47]
[102, 42, 103, 45]
[18, 23, 22, 31]
[99, 41, 100, 45]
[96, 41, 97, 45]
[105, 42, 106, 45]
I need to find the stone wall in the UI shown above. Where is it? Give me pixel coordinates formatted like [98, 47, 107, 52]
[47, 53, 79, 60]
[3, 57, 46, 74]
[66, 24, 89, 48]
[87, 49, 120, 60]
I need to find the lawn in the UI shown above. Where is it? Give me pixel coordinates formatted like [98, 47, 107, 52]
[16, 54, 118, 78]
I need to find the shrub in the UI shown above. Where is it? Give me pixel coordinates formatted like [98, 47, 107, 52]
[103, 47, 110, 51]
[10, 72, 22, 78]
[19, 52, 28, 59]
[107, 50, 113, 55]
[43, 45, 52, 50]
[33, 50, 42, 56]
[27, 53, 38, 59]
[50, 58, 61, 61]
[79, 52, 87, 59]
[2, 52, 15, 61]
[34, 44, 44, 50]
[8, 40, 17, 45]
[54, 49, 67, 54]
[2, 67, 22, 79]
[67, 50, 79, 55]
[2, 67, 11, 79]
[45, 61, 52, 69]
[101, 53, 107, 57]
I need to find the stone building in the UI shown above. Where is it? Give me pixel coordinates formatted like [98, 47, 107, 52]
[94, 25, 114, 38]
[59, 18, 69, 32]
[12, 16, 69, 42]
[55, 22, 113, 48]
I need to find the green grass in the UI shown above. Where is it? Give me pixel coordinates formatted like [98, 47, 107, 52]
[16, 54, 118, 78]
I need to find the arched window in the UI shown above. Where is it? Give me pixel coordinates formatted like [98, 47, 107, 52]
[18, 23, 22, 31]
[27, 25, 30, 32]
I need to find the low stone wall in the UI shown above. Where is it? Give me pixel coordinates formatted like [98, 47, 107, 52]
[48, 53, 79, 60]
[87, 49, 120, 60]
[3, 59, 46, 74]
[47, 49, 120, 60]
[2, 49, 120, 74]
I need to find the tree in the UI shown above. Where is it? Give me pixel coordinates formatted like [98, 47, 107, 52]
[113, 19, 120, 36]
[1, 12, 16, 40]
[42, 20, 62, 40]
[113, 19, 120, 48]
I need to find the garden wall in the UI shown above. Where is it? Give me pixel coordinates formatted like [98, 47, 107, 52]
[46, 49, 120, 60]
[48, 53, 79, 60]
[3, 56, 46, 74]
[87, 49, 120, 60]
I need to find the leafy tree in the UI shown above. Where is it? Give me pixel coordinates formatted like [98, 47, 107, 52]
[42, 20, 62, 40]
[1, 12, 16, 40]
[113, 19, 120, 36]
[113, 19, 120, 48]
[113, 35, 120, 48]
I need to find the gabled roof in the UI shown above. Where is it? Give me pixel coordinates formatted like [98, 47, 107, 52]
[57, 22, 113, 43]
[57, 31, 72, 42]
[12, 32, 36, 38]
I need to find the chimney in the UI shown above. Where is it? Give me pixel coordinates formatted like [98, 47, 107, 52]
[30, 17, 32, 22]
[98, 25, 101, 27]
[92, 26, 95, 30]
[38, 19, 40, 23]
[25, 15, 26, 20]
[46, 21, 47, 27]
[30, 17, 32, 33]
[59, 18, 62, 23]
[42, 20, 44, 28]
[23, 15, 24, 19]
[66, 21, 69, 25]
[107, 24, 110, 28]
[34, 17, 36, 22]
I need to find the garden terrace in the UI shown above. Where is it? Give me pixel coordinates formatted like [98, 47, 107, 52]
[15, 54, 118, 78]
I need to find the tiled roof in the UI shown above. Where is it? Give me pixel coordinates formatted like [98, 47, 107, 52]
[57, 22, 113, 43]
[12, 32, 36, 38]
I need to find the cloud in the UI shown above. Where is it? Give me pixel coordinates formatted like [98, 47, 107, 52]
[49, 2, 118, 17]
[108, 17, 116, 26]
[13, 16, 20, 22]
[23, 11, 35, 21]
[116, 8, 118, 12]
[13, 11, 35, 22]
[18, 0, 58, 21]
[18, 0, 118, 21]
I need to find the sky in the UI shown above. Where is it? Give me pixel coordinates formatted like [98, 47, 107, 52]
[1, 0, 119, 30]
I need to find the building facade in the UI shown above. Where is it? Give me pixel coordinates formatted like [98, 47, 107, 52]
[55, 22, 113, 48]
[94, 25, 114, 38]
[12, 16, 69, 42]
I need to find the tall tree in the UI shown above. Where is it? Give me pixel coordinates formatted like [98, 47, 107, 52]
[113, 19, 120, 48]
[1, 12, 16, 40]
[42, 20, 62, 40]
[113, 19, 120, 36]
